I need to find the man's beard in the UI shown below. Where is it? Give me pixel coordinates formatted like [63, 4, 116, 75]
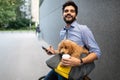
[64, 14, 76, 24]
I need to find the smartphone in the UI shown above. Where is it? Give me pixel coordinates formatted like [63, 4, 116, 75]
[42, 46, 52, 54]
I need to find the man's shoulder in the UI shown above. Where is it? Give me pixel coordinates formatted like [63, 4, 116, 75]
[76, 23, 88, 31]
[72, 21, 88, 29]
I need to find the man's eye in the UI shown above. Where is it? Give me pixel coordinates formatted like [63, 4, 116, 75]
[64, 9, 75, 13]
[70, 10, 75, 13]
[64, 10, 69, 13]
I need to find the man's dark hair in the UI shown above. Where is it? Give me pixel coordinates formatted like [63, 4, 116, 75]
[62, 1, 78, 15]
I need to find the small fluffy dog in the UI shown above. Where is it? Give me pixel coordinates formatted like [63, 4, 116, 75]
[57, 39, 90, 80]
[58, 39, 89, 58]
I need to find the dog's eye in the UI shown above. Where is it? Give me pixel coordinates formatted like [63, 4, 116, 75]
[61, 47, 63, 49]
[65, 46, 68, 49]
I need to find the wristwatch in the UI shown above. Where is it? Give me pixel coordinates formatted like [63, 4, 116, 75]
[80, 58, 84, 65]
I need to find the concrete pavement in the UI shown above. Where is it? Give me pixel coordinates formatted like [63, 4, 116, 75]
[0, 31, 51, 80]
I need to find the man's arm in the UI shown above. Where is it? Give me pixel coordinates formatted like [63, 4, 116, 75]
[82, 52, 98, 64]
[61, 52, 98, 67]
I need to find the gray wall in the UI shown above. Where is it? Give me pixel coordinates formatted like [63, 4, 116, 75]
[40, 0, 120, 80]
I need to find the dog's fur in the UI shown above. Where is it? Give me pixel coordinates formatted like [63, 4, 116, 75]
[58, 39, 89, 58]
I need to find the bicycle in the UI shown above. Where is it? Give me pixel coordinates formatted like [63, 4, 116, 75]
[38, 75, 46, 80]
[38, 75, 91, 80]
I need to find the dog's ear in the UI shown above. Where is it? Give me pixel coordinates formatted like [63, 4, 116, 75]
[58, 43, 61, 52]
[69, 43, 75, 54]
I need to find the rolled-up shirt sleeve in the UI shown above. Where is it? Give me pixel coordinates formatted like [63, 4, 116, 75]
[81, 26, 101, 59]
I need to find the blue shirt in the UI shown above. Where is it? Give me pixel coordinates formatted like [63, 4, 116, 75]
[60, 21, 101, 58]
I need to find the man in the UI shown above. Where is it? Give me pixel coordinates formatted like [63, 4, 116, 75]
[44, 1, 101, 80]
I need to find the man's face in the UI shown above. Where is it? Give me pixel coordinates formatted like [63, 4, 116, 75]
[63, 6, 77, 24]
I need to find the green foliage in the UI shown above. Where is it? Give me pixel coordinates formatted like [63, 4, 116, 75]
[0, 0, 23, 27]
[0, 0, 35, 30]
[7, 18, 33, 30]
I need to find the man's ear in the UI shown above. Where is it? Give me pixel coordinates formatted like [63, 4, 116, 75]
[75, 16, 77, 19]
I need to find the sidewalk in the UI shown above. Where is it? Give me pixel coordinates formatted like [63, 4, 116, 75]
[0, 31, 51, 80]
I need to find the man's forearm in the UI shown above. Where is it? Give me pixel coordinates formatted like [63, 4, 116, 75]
[82, 53, 98, 64]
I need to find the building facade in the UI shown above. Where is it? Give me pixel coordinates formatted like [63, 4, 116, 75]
[20, 0, 39, 26]
[40, 0, 120, 80]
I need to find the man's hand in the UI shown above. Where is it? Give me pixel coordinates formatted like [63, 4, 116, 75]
[61, 57, 81, 67]
[46, 46, 56, 55]
[42, 46, 56, 55]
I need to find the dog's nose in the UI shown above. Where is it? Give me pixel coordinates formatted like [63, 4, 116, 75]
[61, 52, 65, 54]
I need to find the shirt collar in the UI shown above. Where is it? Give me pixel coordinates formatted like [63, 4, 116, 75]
[64, 21, 76, 30]
[71, 20, 77, 27]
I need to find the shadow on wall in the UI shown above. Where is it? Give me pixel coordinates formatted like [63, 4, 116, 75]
[40, 0, 65, 48]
